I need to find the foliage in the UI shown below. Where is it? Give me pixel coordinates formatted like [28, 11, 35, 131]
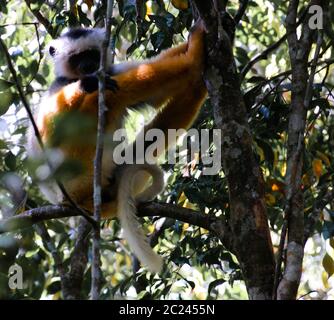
[0, 0, 334, 300]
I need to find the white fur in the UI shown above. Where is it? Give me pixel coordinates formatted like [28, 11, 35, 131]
[117, 164, 165, 273]
[48, 28, 114, 78]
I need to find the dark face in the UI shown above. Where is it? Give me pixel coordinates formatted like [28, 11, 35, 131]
[68, 48, 101, 76]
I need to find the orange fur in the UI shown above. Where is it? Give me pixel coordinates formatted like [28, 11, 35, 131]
[38, 24, 207, 218]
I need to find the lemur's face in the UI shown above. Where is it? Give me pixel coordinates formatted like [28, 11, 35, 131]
[67, 48, 100, 75]
[48, 28, 105, 79]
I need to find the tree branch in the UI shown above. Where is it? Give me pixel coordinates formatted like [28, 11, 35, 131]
[191, 0, 275, 300]
[241, 35, 287, 79]
[62, 218, 92, 300]
[138, 202, 233, 250]
[0, 205, 80, 233]
[0, 202, 232, 251]
[277, 0, 323, 300]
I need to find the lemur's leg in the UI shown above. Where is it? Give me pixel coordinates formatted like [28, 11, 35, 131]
[130, 82, 207, 197]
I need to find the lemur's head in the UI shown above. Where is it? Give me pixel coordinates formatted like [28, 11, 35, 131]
[48, 28, 110, 79]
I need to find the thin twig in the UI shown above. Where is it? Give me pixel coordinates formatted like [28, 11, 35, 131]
[241, 34, 288, 79]
[23, 24, 44, 88]
[34, 222, 66, 283]
[250, 75, 288, 112]
[297, 290, 318, 300]
[90, 0, 114, 300]
[0, 22, 39, 28]
[24, 0, 55, 38]
[246, 56, 334, 92]
[234, 0, 249, 24]
[304, 31, 324, 109]
[276, 0, 322, 300]
[0, 38, 42, 146]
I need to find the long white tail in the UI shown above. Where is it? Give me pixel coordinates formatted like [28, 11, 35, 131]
[117, 164, 165, 273]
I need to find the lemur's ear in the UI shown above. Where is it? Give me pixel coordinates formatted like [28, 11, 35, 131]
[49, 46, 56, 56]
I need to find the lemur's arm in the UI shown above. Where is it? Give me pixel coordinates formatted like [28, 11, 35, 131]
[113, 24, 207, 161]
[109, 43, 188, 75]
[51, 24, 204, 115]
[107, 27, 204, 109]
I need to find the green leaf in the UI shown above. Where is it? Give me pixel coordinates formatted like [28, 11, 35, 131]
[149, 15, 168, 30]
[123, 0, 137, 19]
[185, 279, 195, 290]
[0, 234, 18, 251]
[47, 281, 62, 294]
[244, 83, 263, 109]
[256, 139, 275, 169]
[151, 31, 166, 50]
[4, 151, 16, 170]
[126, 42, 140, 56]
[0, 79, 13, 91]
[247, 76, 266, 84]
[322, 253, 334, 278]
[18, 65, 30, 78]
[35, 73, 47, 86]
[29, 60, 39, 75]
[0, 217, 34, 233]
[119, 277, 133, 295]
[323, 221, 334, 240]
[160, 283, 172, 297]
[0, 139, 7, 149]
[236, 46, 250, 66]
[208, 279, 225, 295]
[0, 91, 14, 116]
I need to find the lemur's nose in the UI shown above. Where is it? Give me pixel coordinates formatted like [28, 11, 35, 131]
[79, 61, 98, 75]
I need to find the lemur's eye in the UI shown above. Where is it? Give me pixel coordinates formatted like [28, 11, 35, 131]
[49, 46, 56, 56]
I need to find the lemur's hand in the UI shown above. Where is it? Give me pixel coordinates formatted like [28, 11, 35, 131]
[187, 19, 206, 57]
[189, 19, 206, 38]
[80, 75, 119, 93]
[105, 76, 119, 92]
[185, 20, 206, 69]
